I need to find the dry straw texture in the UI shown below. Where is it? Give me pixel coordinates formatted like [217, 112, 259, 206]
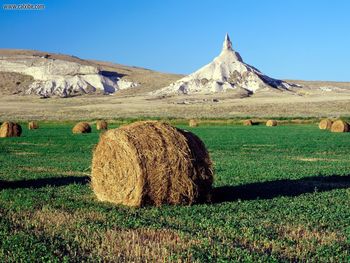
[330, 120, 349, 133]
[266, 120, 277, 126]
[72, 122, 91, 134]
[243, 120, 253, 126]
[91, 121, 213, 207]
[0, 121, 22, 137]
[28, 121, 39, 130]
[189, 119, 198, 127]
[96, 120, 108, 130]
[319, 119, 333, 130]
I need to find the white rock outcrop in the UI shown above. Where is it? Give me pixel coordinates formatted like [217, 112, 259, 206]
[154, 34, 297, 95]
[0, 55, 137, 97]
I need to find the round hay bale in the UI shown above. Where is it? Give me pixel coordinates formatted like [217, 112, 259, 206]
[266, 120, 277, 127]
[330, 120, 349, 133]
[189, 119, 198, 127]
[28, 121, 39, 130]
[91, 121, 213, 207]
[72, 122, 91, 134]
[0, 121, 22, 138]
[96, 120, 108, 130]
[319, 119, 333, 130]
[243, 119, 253, 126]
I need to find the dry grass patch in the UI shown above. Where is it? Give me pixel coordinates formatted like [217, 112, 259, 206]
[290, 119, 315, 124]
[275, 224, 345, 246]
[242, 144, 275, 147]
[232, 223, 347, 261]
[5, 208, 106, 233]
[13, 151, 38, 156]
[271, 224, 347, 260]
[92, 228, 198, 262]
[292, 157, 340, 162]
[21, 166, 88, 176]
[7, 209, 198, 262]
[14, 142, 53, 147]
[32, 209, 106, 229]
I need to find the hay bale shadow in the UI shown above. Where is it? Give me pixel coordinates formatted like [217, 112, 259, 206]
[2, 174, 349, 206]
[212, 175, 350, 203]
[0, 176, 90, 190]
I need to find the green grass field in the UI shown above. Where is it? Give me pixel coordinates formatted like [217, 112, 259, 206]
[0, 123, 349, 262]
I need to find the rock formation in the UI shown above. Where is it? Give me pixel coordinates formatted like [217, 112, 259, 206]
[154, 34, 298, 95]
[0, 52, 137, 97]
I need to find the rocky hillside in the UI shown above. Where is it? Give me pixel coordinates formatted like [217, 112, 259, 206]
[153, 34, 300, 96]
[1, 49, 349, 99]
[0, 49, 182, 97]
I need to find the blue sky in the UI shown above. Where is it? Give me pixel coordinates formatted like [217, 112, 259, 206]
[1, 0, 349, 81]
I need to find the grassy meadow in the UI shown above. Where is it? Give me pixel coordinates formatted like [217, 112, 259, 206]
[0, 122, 349, 262]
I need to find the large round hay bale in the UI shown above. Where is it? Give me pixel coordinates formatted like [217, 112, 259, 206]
[28, 121, 39, 130]
[189, 119, 198, 127]
[330, 120, 349, 133]
[243, 119, 253, 126]
[0, 121, 22, 138]
[96, 120, 108, 130]
[318, 119, 333, 130]
[72, 122, 91, 134]
[266, 120, 277, 127]
[91, 121, 213, 207]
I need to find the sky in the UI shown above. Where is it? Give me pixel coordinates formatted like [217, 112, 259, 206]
[1, 0, 350, 81]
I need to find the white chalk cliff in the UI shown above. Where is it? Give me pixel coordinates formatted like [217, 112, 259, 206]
[154, 34, 297, 95]
[0, 54, 137, 97]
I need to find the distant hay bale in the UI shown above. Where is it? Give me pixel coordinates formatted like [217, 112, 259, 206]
[243, 119, 253, 126]
[28, 121, 39, 130]
[96, 120, 108, 130]
[319, 119, 333, 130]
[91, 121, 213, 207]
[330, 120, 349, 133]
[0, 121, 22, 138]
[189, 119, 198, 127]
[72, 122, 91, 134]
[266, 120, 277, 126]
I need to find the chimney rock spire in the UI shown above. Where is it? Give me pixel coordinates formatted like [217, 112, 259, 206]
[222, 33, 232, 51]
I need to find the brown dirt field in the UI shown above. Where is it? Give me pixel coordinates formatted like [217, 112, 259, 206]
[0, 91, 349, 120]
